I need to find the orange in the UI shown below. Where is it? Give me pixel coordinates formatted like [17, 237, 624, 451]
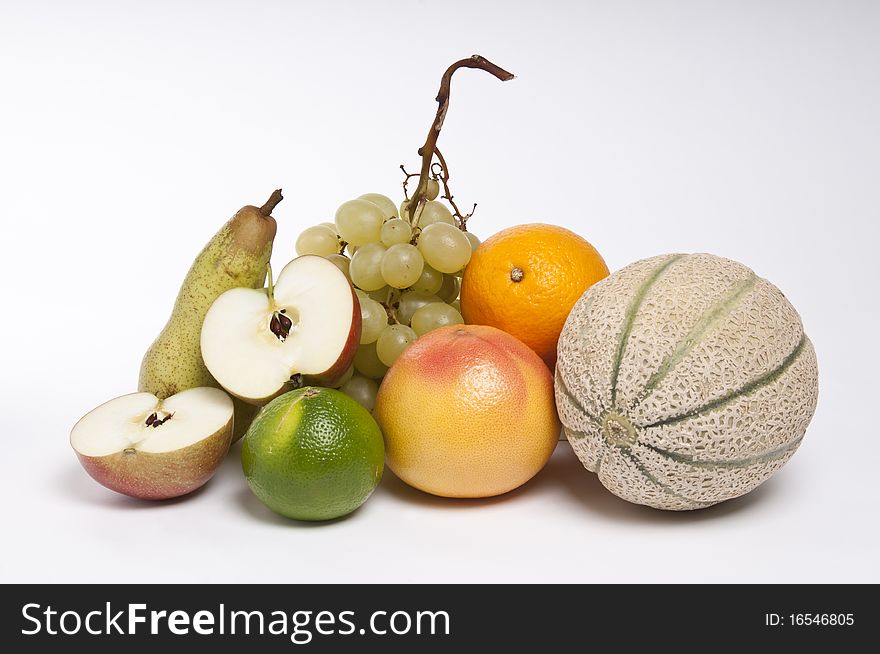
[374, 324, 559, 498]
[460, 223, 609, 368]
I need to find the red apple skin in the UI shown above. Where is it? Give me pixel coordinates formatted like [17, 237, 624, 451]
[74, 421, 232, 500]
[306, 283, 362, 388]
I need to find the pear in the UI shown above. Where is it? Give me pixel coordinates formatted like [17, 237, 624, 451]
[138, 190, 282, 440]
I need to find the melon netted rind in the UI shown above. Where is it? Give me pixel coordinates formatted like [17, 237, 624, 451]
[555, 253, 818, 511]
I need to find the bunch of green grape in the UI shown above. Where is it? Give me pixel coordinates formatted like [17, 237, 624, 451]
[294, 187, 480, 411]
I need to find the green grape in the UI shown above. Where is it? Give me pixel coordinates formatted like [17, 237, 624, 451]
[399, 198, 412, 222]
[368, 286, 391, 303]
[411, 302, 464, 336]
[400, 198, 448, 226]
[359, 297, 388, 344]
[425, 178, 440, 201]
[347, 243, 359, 256]
[464, 231, 481, 252]
[320, 221, 337, 231]
[380, 218, 413, 246]
[359, 193, 399, 220]
[416, 201, 454, 227]
[416, 223, 471, 273]
[349, 242, 387, 291]
[437, 274, 460, 303]
[335, 199, 384, 245]
[340, 374, 379, 411]
[396, 292, 441, 325]
[354, 288, 368, 301]
[325, 253, 351, 280]
[353, 342, 388, 379]
[409, 263, 443, 296]
[450, 299, 461, 313]
[381, 243, 424, 289]
[296, 225, 340, 257]
[376, 324, 418, 367]
[333, 365, 354, 388]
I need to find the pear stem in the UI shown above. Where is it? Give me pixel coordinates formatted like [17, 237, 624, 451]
[260, 189, 284, 216]
[266, 263, 276, 303]
[408, 55, 514, 226]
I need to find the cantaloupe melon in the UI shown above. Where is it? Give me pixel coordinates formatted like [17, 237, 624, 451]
[555, 253, 818, 510]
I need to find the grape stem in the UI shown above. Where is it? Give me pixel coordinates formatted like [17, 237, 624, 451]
[383, 287, 401, 324]
[432, 147, 477, 230]
[399, 165, 420, 201]
[408, 55, 514, 227]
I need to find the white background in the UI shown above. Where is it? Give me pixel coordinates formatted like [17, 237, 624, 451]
[1, 0, 878, 583]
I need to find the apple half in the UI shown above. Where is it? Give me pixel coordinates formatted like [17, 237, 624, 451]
[70, 387, 233, 500]
[200, 255, 362, 405]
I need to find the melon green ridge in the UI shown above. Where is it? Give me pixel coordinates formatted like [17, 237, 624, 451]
[555, 367, 601, 425]
[640, 436, 804, 469]
[642, 334, 808, 429]
[594, 449, 606, 475]
[631, 272, 758, 409]
[623, 451, 714, 508]
[567, 427, 718, 507]
[567, 293, 607, 416]
[609, 254, 687, 407]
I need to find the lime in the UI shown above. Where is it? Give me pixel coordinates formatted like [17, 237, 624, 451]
[241, 387, 384, 521]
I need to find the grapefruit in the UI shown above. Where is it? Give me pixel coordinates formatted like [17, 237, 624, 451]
[374, 324, 559, 498]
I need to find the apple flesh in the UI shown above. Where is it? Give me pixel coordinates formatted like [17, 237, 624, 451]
[200, 255, 361, 405]
[70, 387, 233, 500]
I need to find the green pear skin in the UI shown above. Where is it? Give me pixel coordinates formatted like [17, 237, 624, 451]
[138, 190, 282, 441]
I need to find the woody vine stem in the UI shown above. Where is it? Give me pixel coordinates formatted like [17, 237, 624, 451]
[402, 55, 514, 230]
